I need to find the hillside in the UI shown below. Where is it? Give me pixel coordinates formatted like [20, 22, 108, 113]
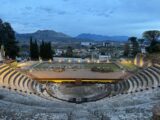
[16, 30, 128, 43]
[76, 33, 128, 41]
[16, 30, 77, 43]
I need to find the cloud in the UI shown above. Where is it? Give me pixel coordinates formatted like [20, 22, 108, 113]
[37, 6, 52, 13]
[25, 6, 32, 10]
[0, 0, 160, 37]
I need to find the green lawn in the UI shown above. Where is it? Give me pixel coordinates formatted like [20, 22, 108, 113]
[34, 62, 121, 72]
[120, 63, 137, 71]
[83, 63, 120, 71]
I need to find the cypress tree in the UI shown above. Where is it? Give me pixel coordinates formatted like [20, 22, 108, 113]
[34, 39, 39, 60]
[39, 41, 53, 60]
[40, 40, 45, 60]
[48, 42, 53, 59]
[66, 46, 73, 57]
[30, 38, 39, 60]
[29, 37, 33, 59]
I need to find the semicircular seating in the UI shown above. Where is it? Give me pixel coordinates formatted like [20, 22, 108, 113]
[143, 70, 154, 88]
[113, 83, 121, 95]
[0, 66, 10, 85]
[132, 75, 142, 92]
[0, 64, 41, 95]
[138, 72, 149, 89]
[1, 63, 160, 101]
[119, 81, 126, 94]
[113, 64, 160, 96]
[136, 74, 145, 90]
[2, 69, 14, 85]
[130, 76, 138, 92]
[147, 67, 159, 87]
[10, 72, 23, 90]
[121, 80, 129, 94]
[144, 69, 157, 88]
[127, 79, 134, 93]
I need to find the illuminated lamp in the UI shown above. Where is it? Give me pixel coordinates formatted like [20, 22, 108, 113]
[87, 59, 90, 63]
[49, 59, 52, 63]
[78, 59, 81, 63]
[68, 59, 71, 63]
[58, 59, 62, 63]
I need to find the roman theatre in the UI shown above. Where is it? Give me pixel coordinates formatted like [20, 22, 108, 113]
[1, 58, 160, 104]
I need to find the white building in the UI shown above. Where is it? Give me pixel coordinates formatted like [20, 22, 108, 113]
[81, 42, 95, 46]
[99, 55, 111, 62]
[53, 57, 90, 63]
[55, 49, 64, 56]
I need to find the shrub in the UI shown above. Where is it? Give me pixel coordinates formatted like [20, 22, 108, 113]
[91, 66, 114, 73]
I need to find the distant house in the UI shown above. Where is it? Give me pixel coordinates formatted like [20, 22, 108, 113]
[55, 49, 64, 56]
[99, 55, 111, 62]
[102, 42, 114, 47]
[81, 42, 95, 46]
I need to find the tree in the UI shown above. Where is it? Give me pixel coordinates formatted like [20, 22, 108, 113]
[40, 41, 53, 60]
[29, 38, 39, 60]
[124, 43, 130, 56]
[152, 44, 160, 52]
[128, 37, 140, 57]
[33, 39, 39, 59]
[143, 30, 160, 53]
[66, 46, 73, 57]
[40, 40, 45, 59]
[138, 39, 145, 45]
[29, 37, 34, 59]
[143, 30, 160, 42]
[47, 42, 53, 59]
[0, 19, 19, 59]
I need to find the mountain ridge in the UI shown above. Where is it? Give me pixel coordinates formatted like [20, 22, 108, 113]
[16, 30, 129, 43]
[76, 33, 128, 41]
[16, 30, 73, 42]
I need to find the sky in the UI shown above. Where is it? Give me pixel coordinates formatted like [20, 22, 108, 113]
[0, 0, 160, 37]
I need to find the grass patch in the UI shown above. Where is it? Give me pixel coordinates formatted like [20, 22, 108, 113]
[34, 62, 121, 72]
[120, 63, 137, 71]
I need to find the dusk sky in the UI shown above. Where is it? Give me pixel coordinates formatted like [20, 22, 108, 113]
[0, 0, 160, 37]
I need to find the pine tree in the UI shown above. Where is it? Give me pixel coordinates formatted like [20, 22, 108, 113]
[0, 19, 19, 59]
[128, 37, 140, 57]
[66, 46, 73, 57]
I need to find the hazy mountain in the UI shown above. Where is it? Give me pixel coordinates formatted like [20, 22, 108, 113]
[76, 33, 129, 41]
[16, 30, 76, 43]
[16, 30, 128, 44]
